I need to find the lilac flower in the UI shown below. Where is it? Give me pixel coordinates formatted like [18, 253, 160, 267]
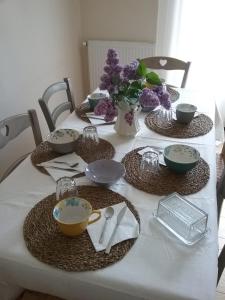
[159, 92, 171, 109]
[94, 99, 110, 115]
[124, 110, 134, 126]
[105, 104, 117, 122]
[96, 48, 164, 125]
[99, 49, 122, 93]
[123, 60, 140, 80]
[139, 88, 160, 108]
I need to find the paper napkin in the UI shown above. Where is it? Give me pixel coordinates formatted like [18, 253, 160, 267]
[87, 202, 139, 252]
[138, 146, 166, 166]
[37, 153, 87, 182]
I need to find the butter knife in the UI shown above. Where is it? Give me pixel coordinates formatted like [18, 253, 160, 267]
[105, 205, 127, 254]
[44, 166, 79, 172]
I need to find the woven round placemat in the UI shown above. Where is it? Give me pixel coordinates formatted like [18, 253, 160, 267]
[31, 137, 115, 175]
[23, 186, 140, 272]
[75, 103, 92, 123]
[122, 147, 210, 195]
[145, 111, 213, 138]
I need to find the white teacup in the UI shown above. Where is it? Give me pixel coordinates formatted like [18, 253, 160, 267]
[176, 103, 197, 124]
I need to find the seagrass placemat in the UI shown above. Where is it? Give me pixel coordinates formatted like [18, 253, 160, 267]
[31, 137, 115, 175]
[23, 186, 140, 272]
[75, 103, 92, 123]
[122, 147, 210, 195]
[145, 112, 213, 138]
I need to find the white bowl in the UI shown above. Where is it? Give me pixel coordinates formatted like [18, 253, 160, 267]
[85, 159, 125, 185]
[47, 129, 79, 154]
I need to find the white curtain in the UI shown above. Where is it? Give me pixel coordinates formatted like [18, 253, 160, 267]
[156, 0, 225, 137]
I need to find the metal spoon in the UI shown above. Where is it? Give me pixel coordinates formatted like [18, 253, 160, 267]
[99, 207, 114, 244]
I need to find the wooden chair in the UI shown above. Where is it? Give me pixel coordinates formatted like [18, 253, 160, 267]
[140, 56, 191, 88]
[216, 142, 225, 284]
[39, 78, 74, 132]
[218, 243, 225, 285]
[0, 109, 42, 182]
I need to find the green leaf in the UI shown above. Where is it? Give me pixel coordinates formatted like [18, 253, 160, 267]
[137, 60, 148, 77]
[146, 72, 161, 85]
[130, 80, 142, 90]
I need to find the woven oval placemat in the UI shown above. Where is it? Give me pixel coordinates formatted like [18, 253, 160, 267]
[23, 186, 140, 272]
[145, 111, 213, 138]
[122, 147, 210, 195]
[75, 103, 92, 123]
[31, 136, 115, 175]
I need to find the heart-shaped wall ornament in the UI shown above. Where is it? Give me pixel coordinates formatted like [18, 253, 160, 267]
[159, 59, 167, 67]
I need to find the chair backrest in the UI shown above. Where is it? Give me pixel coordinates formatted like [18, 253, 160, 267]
[218, 243, 225, 285]
[140, 56, 191, 88]
[0, 109, 42, 149]
[38, 78, 74, 132]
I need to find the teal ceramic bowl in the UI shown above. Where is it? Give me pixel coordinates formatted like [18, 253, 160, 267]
[88, 93, 107, 110]
[163, 144, 200, 173]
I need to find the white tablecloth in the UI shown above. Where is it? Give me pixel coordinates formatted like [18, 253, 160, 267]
[0, 89, 219, 300]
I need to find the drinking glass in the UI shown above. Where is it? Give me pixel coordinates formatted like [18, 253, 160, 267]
[82, 125, 99, 146]
[139, 150, 159, 179]
[56, 177, 77, 202]
[156, 106, 173, 129]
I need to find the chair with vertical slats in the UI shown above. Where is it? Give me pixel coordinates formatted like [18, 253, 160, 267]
[38, 78, 74, 132]
[140, 56, 191, 88]
[0, 109, 42, 182]
[216, 142, 225, 284]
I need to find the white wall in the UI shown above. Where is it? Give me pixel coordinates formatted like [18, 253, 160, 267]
[0, 0, 83, 177]
[80, 0, 158, 94]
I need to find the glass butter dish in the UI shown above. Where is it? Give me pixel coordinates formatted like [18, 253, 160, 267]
[154, 193, 208, 245]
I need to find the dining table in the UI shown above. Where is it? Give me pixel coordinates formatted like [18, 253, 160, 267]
[0, 88, 221, 300]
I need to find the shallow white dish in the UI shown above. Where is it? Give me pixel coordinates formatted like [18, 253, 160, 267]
[85, 159, 125, 185]
[47, 129, 79, 154]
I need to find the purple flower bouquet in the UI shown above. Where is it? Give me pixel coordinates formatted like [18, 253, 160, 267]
[94, 49, 171, 126]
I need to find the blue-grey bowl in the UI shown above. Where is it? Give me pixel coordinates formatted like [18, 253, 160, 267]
[163, 144, 200, 173]
[85, 159, 125, 186]
[88, 92, 107, 110]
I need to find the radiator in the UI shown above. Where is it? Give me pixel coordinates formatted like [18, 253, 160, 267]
[87, 40, 155, 91]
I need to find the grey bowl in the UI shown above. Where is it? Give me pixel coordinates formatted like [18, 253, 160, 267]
[85, 159, 125, 185]
[88, 92, 107, 110]
[47, 129, 79, 154]
[163, 144, 200, 173]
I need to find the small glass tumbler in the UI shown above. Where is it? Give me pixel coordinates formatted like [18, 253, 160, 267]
[139, 150, 159, 179]
[156, 106, 173, 129]
[56, 177, 77, 202]
[82, 125, 99, 146]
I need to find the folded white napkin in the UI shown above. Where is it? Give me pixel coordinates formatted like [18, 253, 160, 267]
[138, 146, 166, 166]
[87, 202, 139, 252]
[37, 153, 87, 182]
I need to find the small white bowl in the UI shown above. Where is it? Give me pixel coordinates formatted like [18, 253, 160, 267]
[85, 159, 125, 185]
[47, 129, 79, 154]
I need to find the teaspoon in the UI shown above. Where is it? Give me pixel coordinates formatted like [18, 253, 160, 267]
[99, 207, 114, 244]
